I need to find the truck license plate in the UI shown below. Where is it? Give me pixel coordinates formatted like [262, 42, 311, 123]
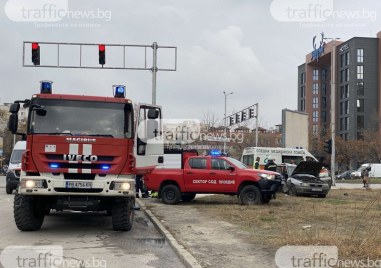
[66, 181, 92, 189]
[312, 188, 323, 192]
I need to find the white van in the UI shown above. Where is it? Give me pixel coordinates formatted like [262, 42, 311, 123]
[352, 163, 381, 179]
[5, 141, 26, 194]
[241, 147, 317, 169]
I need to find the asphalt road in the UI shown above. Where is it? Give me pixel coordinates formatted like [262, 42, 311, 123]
[0, 176, 185, 268]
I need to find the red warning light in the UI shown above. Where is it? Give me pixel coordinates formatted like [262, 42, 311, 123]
[32, 42, 39, 50]
[99, 44, 105, 52]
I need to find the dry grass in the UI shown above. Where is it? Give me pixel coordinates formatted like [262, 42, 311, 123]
[191, 189, 381, 260]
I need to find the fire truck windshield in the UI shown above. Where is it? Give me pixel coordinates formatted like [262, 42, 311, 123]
[29, 98, 133, 138]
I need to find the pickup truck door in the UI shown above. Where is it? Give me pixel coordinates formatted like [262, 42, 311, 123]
[183, 157, 210, 192]
[207, 158, 237, 192]
[134, 104, 164, 174]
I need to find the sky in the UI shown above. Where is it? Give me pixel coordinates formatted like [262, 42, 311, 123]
[1, 0, 381, 129]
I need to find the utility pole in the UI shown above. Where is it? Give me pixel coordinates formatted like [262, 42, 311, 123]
[325, 37, 340, 186]
[255, 103, 259, 147]
[223, 91, 233, 154]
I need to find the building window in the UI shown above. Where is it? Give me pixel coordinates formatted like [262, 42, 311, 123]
[321, 97, 326, 109]
[357, 115, 364, 129]
[357, 99, 364, 112]
[312, 125, 318, 136]
[313, 110, 318, 123]
[313, 83, 319, 95]
[321, 111, 327, 123]
[357, 82, 364, 96]
[340, 85, 349, 99]
[357, 65, 364, 79]
[300, 99, 305, 111]
[357, 49, 364, 63]
[340, 101, 349, 115]
[345, 52, 350, 65]
[357, 132, 363, 140]
[313, 69, 319, 81]
[300, 86, 305, 98]
[300, 73, 306, 84]
[313, 97, 318, 109]
[345, 68, 349, 82]
[341, 54, 345, 67]
[321, 69, 328, 82]
[341, 117, 349, 131]
[321, 83, 327, 95]
[340, 70, 344, 83]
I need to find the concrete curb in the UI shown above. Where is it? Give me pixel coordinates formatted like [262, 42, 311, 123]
[136, 199, 202, 268]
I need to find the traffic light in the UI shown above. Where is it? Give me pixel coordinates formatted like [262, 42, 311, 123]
[32, 42, 40, 66]
[241, 111, 246, 121]
[229, 116, 234, 126]
[324, 139, 332, 154]
[235, 113, 240, 123]
[99, 44, 106, 65]
[249, 108, 255, 118]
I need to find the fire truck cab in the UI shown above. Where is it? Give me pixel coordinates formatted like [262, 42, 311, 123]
[8, 82, 163, 231]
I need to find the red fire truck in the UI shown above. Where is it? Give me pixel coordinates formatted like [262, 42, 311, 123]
[144, 150, 281, 205]
[8, 82, 162, 231]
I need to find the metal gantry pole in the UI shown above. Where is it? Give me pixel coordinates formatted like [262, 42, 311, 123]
[152, 42, 158, 105]
[255, 103, 259, 147]
[223, 91, 233, 154]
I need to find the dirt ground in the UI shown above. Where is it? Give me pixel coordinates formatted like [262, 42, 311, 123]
[142, 189, 381, 268]
[143, 197, 277, 268]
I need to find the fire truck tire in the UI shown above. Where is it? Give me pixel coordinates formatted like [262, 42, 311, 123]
[6, 185, 13, 195]
[181, 193, 196, 202]
[111, 197, 134, 231]
[239, 185, 262, 205]
[161, 185, 181, 205]
[14, 194, 45, 231]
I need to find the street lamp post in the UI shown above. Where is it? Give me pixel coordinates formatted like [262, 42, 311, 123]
[223, 91, 233, 154]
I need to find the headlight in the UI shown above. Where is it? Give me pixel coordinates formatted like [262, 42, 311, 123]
[113, 182, 132, 191]
[259, 173, 275, 180]
[20, 179, 45, 188]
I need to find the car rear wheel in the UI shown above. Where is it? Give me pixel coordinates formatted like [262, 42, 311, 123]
[161, 185, 181, 205]
[239, 185, 262, 205]
[289, 184, 298, 196]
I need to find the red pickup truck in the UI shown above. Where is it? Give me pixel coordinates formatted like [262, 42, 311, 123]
[144, 155, 281, 205]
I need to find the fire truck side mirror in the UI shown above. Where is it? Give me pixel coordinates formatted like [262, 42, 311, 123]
[9, 103, 20, 114]
[8, 113, 18, 133]
[147, 109, 159, 119]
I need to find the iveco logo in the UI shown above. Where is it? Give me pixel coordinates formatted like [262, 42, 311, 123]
[63, 154, 98, 162]
[66, 137, 96, 143]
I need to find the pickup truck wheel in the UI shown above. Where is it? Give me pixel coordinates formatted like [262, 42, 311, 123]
[112, 197, 134, 231]
[14, 194, 45, 231]
[239, 185, 261, 205]
[161, 185, 181, 205]
[181, 193, 196, 202]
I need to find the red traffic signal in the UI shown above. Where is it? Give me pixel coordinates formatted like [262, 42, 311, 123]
[32, 42, 40, 66]
[99, 44, 105, 65]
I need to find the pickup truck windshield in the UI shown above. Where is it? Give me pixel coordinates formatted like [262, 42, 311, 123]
[227, 157, 247, 169]
[29, 98, 133, 138]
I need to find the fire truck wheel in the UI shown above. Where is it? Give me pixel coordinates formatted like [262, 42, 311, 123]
[239, 185, 262, 205]
[181, 193, 196, 202]
[161, 185, 181, 205]
[14, 194, 45, 231]
[111, 197, 134, 231]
